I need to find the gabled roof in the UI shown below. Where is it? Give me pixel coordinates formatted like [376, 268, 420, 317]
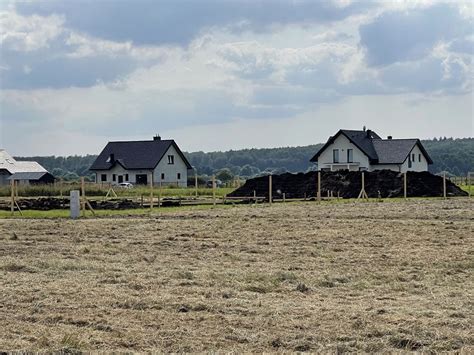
[0, 149, 48, 174]
[310, 129, 381, 163]
[310, 129, 433, 165]
[373, 139, 433, 164]
[90, 139, 193, 171]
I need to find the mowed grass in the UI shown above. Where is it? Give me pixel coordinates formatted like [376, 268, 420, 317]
[0, 199, 472, 352]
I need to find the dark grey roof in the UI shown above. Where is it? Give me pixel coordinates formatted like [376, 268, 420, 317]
[8, 171, 48, 180]
[310, 129, 433, 165]
[90, 139, 193, 171]
[373, 139, 433, 164]
[310, 129, 381, 162]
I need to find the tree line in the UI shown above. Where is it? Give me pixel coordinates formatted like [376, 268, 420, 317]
[15, 137, 473, 181]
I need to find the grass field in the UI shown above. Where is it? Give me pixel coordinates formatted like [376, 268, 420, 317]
[0, 199, 472, 352]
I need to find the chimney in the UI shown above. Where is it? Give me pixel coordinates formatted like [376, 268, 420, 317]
[363, 125, 366, 132]
[153, 134, 161, 141]
[108, 153, 115, 163]
[387, 136, 393, 140]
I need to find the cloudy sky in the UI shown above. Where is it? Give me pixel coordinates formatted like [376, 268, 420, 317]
[1, 0, 473, 156]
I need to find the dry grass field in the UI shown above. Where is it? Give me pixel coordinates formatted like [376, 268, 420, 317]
[0, 199, 473, 352]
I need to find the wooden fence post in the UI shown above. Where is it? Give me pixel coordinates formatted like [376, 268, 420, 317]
[357, 172, 368, 200]
[150, 173, 154, 210]
[195, 170, 198, 198]
[404, 172, 407, 200]
[468, 172, 471, 198]
[443, 171, 447, 199]
[81, 177, 86, 217]
[253, 190, 257, 205]
[317, 171, 321, 202]
[269, 174, 273, 204]
[10, 178, 14, 215]
[283, 193, 286, 203]
[212, 175, 216, 206]
[158, 181, 162, 209]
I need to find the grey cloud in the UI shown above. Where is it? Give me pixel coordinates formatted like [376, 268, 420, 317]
[15, 0, 374, 46]
[359, 3, 473, 67]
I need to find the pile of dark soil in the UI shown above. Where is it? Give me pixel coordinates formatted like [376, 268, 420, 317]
[8, 197, 69, 211]
[228, 170, 468, 199]
[90, 199, 141, 210]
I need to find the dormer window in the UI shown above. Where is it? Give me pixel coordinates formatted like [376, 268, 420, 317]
[168, 155, 174, 164]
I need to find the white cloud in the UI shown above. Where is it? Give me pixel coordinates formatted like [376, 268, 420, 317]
[0, 10, 64, 51]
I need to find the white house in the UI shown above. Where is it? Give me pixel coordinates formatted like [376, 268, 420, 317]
[0, 149, 54, 185]
[90, 136, 193, 187]
[310, 128, 433, 172]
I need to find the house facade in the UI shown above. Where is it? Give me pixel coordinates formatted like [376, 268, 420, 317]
[90, 136, 193, 187]
[310, 128, 433, 172]
[0, 149, 51, 185]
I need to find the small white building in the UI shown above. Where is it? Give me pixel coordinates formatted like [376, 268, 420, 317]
[0, 149, 53, 185]
[90, 136, 193, 186]
[310, 128, 433, 172]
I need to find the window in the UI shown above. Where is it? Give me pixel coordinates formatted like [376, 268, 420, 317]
[125, 174, 129, 181]
[333, 149, 339, 163]
[408, 156, 412, 168]
[101, 174, 107, 182]
[412, 153, 415, 162]
[418, 154, 421, 162]
[177, 173, 181, 180]
[113, 174, 116, 182]
[161, 173, 165, 180]
[347, 149, 353, 163]
[168, 155, 174, 164]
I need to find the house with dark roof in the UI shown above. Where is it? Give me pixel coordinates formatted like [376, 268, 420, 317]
[310, 128, 433, 172]
[90, 136, 193, 186]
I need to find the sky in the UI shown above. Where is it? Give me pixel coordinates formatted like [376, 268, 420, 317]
[0, 0, 473, 156]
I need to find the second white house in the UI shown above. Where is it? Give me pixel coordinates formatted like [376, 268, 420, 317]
[310, 128, 433, 172]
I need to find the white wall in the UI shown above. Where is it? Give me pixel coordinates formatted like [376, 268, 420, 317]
[96, 165, 152, 185]
[154, 145, 188, 187]
[318, 134, 370, 171]
[400, 144, 429, 172]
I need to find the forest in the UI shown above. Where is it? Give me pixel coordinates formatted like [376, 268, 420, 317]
[15, 137, 473, 181]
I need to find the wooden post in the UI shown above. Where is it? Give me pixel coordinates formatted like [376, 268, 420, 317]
[10, 178, 14, 215]
[317, 171, 321, 202]
[212, 175, 216, 206]
[81, 177, 86, 217]
[253, 190, 257, 205]
[195, 169, 198, 198]
[357, 172, 368, 200]
[443, 171, 447, 199]
[283, 193, 286, 203]
[158, 181, 162, 209]
[468, 172, 471, 198]
[150, 173, 154, 210]
[404, 172, 407, 200]
[268, 174, 272, 204]
[15, 180, 19, 199]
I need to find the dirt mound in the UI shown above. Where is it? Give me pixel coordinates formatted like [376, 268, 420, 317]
[229, 170, 467, 199]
